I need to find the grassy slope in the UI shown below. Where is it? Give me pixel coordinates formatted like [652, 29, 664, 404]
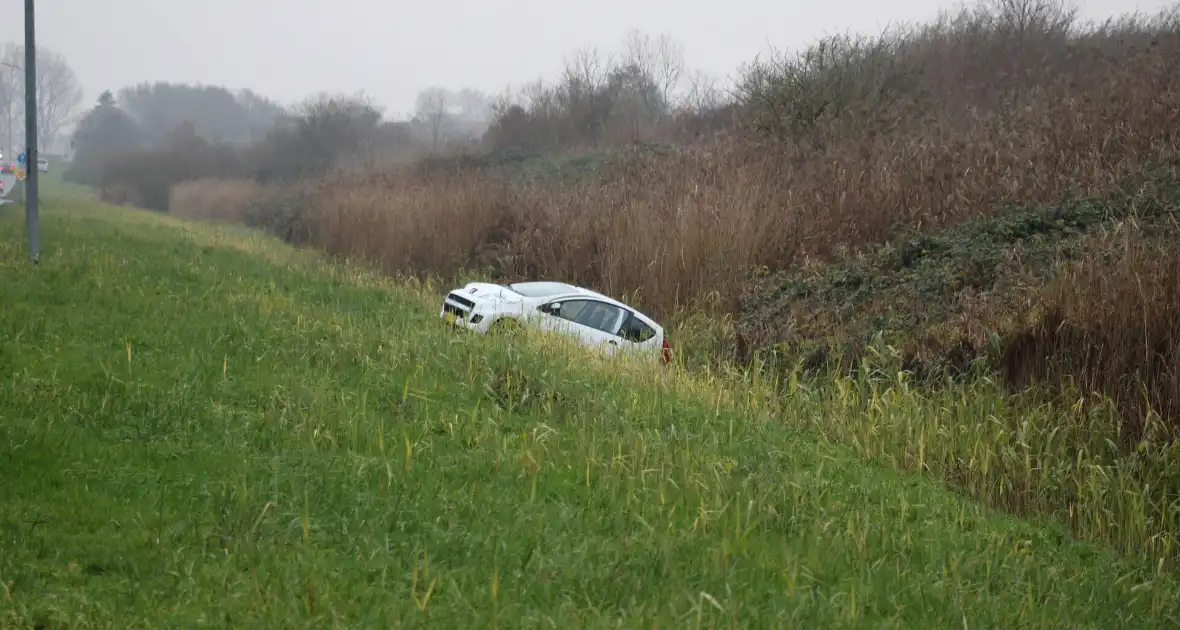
[2, 199, 1179, 628]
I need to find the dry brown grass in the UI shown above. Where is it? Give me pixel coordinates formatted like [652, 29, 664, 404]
[310, 17, 1180, 319]
[1004, 220, 1180, 439]
[312, 169, 525, 277]
[169, 178, 281, 224]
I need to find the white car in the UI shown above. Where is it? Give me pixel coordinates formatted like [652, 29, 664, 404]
[440, 280, 671, 364]
[37, 157, 48, 173]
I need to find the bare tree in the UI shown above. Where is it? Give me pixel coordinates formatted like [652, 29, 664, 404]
[414, 87, 449, 150]
[560, 44, 612, 145]
[488, 84, 526, 124]
[679, 69, 726, 113]
[652, 34, 686, 108]
[448, 88, 492, 140]
[562, 44, 611, 96]
[453, 88, 491, 121]
[0, 44, 22, 156]
[34, 47, 85, 152]
[985, 0, 1078, 37]
[619, 29, 686, 119]
[521, 79, 556, 117]
[0, 44, 84, 154]
[621, 29, 656, 84]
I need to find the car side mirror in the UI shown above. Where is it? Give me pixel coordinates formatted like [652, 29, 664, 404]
[539, 302, 557, 315]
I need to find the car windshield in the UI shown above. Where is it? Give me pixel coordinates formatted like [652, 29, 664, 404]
[506, 281, 579, 297]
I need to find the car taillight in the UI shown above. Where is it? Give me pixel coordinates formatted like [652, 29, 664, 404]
[661, 338, 672, 364]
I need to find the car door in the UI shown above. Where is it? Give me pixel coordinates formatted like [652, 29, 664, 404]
[614, 309, 660, 358]
[532, 299, 587, 337]
[535, 298, 627, 353]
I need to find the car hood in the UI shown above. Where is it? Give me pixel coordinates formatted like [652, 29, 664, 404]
[456, 282, 523, 304]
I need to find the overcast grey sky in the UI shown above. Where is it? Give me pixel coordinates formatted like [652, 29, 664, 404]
[0, 0, 1170, 117]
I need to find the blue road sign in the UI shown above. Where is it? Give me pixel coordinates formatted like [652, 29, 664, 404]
[16, 152, 25, 165]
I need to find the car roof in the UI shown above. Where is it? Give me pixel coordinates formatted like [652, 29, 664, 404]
[505, 281, 580, 297]
[509, 281, 660, 327]
[507, 281, 618, 301]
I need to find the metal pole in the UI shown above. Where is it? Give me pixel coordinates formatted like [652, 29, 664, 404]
[24, 0, 38, 264]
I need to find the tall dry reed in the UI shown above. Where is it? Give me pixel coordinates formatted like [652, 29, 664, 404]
[169, 178, 279, 224]
[313, 32, 1180, 318]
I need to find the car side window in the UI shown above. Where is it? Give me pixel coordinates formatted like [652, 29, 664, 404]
[618, 312, 656, 343]
[551, 300, 587, 322]
[552, 299, 625, 334]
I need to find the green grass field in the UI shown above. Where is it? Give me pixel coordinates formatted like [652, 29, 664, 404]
[3, 195, 1180, 628]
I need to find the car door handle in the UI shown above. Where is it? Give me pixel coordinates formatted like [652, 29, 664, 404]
[607, 340, 618, 346]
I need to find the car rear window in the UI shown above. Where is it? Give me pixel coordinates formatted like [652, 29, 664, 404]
[618, 313, 655, 343]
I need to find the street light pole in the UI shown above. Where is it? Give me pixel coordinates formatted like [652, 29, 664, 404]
[24, 0, 38, 264]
